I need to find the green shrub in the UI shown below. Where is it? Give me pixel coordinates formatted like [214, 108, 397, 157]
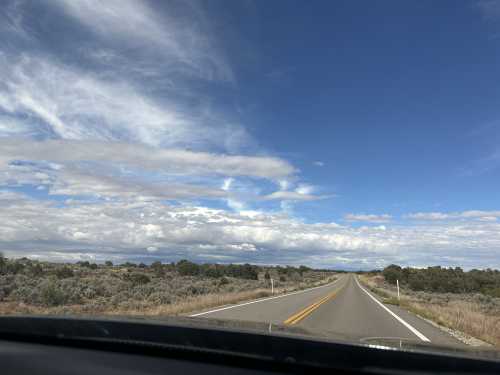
[26, 263, 44, 277]
[484, 287, 500, 298]
[382, 264, 403, 285]
[55, 266, 74, 279]
[201, 264, 222, 278]
[176, 260, 200, 276]
[39, 278, 78, 306]
[382, 264, 500, 295]
[0, 253, 6, 274]
[126, 273, 151, 285]
[218, 277, 229, 286]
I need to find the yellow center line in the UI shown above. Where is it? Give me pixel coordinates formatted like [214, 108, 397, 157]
[283, 289, 340, 325]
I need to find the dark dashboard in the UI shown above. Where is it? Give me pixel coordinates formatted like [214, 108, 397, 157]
[0, 316, 499, 375]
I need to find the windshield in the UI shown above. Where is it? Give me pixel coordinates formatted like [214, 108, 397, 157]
[0, 0, 499, 359]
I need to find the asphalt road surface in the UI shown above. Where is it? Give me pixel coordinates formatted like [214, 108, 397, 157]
[191, 274, 463, 347]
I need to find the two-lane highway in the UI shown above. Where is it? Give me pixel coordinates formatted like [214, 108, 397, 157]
[191, 276, 346, 324]
[191, 274, 463, 347]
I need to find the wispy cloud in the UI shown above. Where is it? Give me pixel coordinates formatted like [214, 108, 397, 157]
[0, 54, 239, 149]
[262, 191, 322, 201]
[406, 210, 500, 222]
[477, 0, 500, 21]
[50, 0, 233, 81]
[0, 0, 325, 209]
[0, 139, 295, 180]
[344, 213, 392, 223]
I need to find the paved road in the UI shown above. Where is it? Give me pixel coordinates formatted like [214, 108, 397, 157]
[191, 274, 463, 347]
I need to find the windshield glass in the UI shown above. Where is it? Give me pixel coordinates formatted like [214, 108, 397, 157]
[0, 0, 499, 359]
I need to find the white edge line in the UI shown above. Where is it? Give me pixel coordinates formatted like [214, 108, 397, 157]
[189, 276, 344, 317]
[355, 276, 430, 342]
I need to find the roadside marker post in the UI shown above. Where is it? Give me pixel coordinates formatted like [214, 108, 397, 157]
[396, 279, 400, 301]
[271, 278, 274, 295]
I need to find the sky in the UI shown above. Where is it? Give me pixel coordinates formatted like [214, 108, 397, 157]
[1, 0, 500, 269]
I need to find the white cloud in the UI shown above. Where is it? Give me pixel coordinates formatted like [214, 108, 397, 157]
[262, 191, 322, 201]
[406, 210, 500, 222]
[1, 192, 500, 269]
[220, 177, 246, 211]
[295, 183, 315, 195]
[0, 55, 240, 150]
[0, 138, 313, 204]
[49, 169, 228, 201]
[262, 184, 326, 202]
[404, 212, 450, 220]
[0, 139, 295, 180]
[344, 213, 392, 223]
[313, 161, 324, 167]
[278, 179, 291, 191]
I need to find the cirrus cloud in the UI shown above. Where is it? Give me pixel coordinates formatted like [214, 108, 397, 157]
[344, 213, 392, 223]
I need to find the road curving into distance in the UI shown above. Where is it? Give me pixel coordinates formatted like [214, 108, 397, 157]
[191, 274, 463, 347]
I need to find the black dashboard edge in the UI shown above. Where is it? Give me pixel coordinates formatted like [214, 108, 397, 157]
[0, 316, 498, 374]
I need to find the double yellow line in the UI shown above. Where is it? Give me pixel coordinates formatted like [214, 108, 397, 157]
[283, 289, 339, 325]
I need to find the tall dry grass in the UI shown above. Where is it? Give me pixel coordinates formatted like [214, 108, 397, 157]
[408, 299, 500, 346]
[0, 289, 272, 316]
[111, 288, 272, 316]
[359, 275, 500, 347]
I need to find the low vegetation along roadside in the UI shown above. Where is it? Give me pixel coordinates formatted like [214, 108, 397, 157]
[0, 255, 336, 317]
[359, 265, 500, 347]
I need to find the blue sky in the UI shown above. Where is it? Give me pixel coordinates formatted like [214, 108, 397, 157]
[1, 0, 500, 269]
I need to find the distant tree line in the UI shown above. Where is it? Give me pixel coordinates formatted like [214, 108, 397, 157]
[382, 264, 500, 297]
[170, 261, 313, 280]
[0, 254, 322, 283]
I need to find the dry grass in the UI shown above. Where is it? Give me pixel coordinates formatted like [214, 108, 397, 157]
[111, 288, 272, 316]
[410, 300, 499, 346]
[359, 275, 500, 347]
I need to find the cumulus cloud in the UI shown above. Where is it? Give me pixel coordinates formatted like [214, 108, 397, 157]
[344, 214, 393, 223]
[1, 192, 500, 269]
[313, 161, 325, 167]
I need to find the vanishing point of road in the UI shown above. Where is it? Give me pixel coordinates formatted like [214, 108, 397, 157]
[191, 274, 462, 347]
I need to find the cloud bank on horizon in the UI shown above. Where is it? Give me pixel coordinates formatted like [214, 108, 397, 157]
[0, 0, 499, 269]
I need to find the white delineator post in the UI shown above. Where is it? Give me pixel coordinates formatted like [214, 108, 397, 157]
[271, 278, 274, 295]
[396, 279, 400, 301]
